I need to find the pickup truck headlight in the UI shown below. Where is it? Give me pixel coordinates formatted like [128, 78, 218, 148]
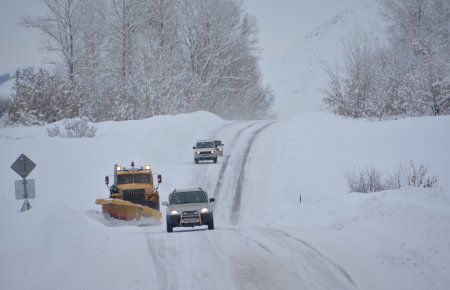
[170, 210, 179, 215]
[201, 208, 209, 213]
[210, 150, 215, 154]
[196, 151, 200, 154]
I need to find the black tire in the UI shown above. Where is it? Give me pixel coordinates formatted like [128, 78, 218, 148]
[213, 157, 217, 163]
[167, 221, 173, 233]
[208, 216, 214, 230]
[194, 158, 199, 164]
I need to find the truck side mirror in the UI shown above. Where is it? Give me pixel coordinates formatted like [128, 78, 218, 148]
[157, 174, 162, 184]
[192, 146, 195, 149]
[210, 198, 215, 203]
[105, 176, 109, 185]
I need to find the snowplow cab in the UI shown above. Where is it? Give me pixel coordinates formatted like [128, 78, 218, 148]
[96, 162, 162, 221]
[108, 162, 161, 211]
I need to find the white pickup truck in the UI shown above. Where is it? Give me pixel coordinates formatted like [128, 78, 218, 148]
[193, 140, 218, 164]
[163, 188, 215, 232]
[213, 140, 224, 156]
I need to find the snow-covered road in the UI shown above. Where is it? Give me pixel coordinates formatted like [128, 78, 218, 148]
[146, 120, 356, 290]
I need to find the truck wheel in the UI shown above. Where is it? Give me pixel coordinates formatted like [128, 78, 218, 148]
[194, 158, 199, 164]
[167, 221, 173, 233]
[213, 157, 217, 163]
[208, 217, 214, 230]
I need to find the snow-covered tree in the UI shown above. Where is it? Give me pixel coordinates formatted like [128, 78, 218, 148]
[325, 0, 449, 119]
[17, 0, 272, 124]
[381, 0, 450, 115]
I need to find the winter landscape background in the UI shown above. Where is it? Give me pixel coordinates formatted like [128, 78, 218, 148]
[1, 0, 450, 289]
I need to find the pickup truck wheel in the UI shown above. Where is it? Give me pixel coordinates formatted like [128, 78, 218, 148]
[208, 217, 214, 230]
[166, 221, 173, 233]
[213, 157, 217, 163]
[194, 158, 199, 164]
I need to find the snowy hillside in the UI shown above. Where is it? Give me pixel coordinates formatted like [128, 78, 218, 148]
[1, 111, 449, 290]
[244, 0, 386, 118]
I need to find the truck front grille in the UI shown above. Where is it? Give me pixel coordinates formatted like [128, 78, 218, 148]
[183, 210, 199, 217]
[122, 188, 145, 203]
[181, 210, 200, 224]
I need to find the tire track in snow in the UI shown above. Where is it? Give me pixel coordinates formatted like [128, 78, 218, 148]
[230, 122, 274, 225]
[225, 227, 357, 289]
[188, 121, 239, 193]
[266, 228, 357, 289]
[145, 233, 177, 290]
[212, 121, 260, 200]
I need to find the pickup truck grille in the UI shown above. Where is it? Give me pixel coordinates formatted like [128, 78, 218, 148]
[182, 210, 199, 217]
[199, 151, 212, 155]
[122, 188, 145, 203]
[181, 210, 200, 224]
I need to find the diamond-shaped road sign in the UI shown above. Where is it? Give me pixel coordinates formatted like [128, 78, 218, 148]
[11, 154, 36, 179]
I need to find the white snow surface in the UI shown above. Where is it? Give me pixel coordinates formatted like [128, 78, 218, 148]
[1, 111, 450, 290]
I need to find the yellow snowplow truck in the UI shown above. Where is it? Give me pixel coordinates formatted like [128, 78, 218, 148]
[95, 162, 162, 221]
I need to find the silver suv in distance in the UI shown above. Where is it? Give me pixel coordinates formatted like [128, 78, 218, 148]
[193, 140, 218, 164]
[162, 188, 215, 232]
[213, 140, 224, 156]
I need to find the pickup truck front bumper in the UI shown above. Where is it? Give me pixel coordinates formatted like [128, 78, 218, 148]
[167, 212, 213, 227]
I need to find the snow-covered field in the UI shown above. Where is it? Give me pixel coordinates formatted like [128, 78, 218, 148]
[1, 111, 449, 290]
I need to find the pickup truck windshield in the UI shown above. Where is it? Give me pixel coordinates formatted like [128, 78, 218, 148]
[196, 142, 215, 148]
[170, 191, 208, 204]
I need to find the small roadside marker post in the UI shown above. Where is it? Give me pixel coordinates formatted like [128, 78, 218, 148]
[11, 154, 36, 212]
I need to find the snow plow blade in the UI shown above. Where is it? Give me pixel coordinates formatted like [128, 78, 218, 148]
[95, 198, 162, 221]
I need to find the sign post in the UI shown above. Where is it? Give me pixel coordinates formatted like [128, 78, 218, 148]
[11, 154, 36, 212]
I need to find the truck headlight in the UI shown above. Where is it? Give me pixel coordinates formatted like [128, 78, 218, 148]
[211, 150, 215, 154]
[196, 151, 200, 154]
[201, 208, 209, 213]
[170, 210, 179, 215]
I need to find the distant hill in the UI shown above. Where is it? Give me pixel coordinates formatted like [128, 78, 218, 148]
[0, 74, 14, 99]
[0, 73, 11, 86]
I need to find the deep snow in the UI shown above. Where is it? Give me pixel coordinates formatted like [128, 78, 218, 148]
[1, 111, 449, 290]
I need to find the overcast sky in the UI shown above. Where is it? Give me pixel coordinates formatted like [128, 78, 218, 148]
[0, 0, 46, 73]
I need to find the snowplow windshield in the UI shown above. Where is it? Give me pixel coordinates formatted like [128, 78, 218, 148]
[117, 174, 151, 185]
[170, 191, 208, 204]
